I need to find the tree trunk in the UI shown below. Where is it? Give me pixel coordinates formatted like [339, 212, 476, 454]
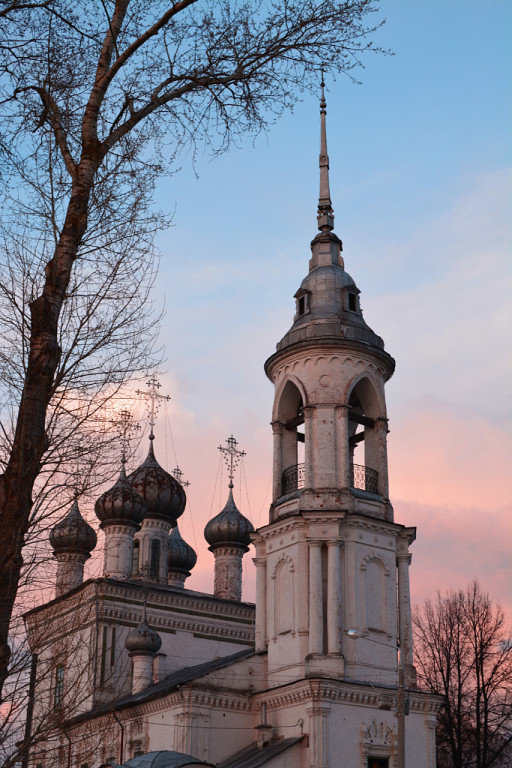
[0, 166, 95, 697]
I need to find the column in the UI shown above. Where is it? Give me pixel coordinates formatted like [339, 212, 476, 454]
[271, 421, 283, 500]
[374, 417, 390, 498]
[315, 405, 336, 488]
[308, 542, 323, 655]
[397, 553, 414, 669]
[253, 557, 267, 652]
[303, 406, 315, 489]
[327, 542, 341, 654]
[335, 405, 349, 488]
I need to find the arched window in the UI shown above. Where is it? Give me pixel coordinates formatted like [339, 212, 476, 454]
[131, 540, 140, 578]
[150, 539, 160, 580]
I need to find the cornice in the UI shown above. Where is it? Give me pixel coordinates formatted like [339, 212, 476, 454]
[264, 337, 395, 381]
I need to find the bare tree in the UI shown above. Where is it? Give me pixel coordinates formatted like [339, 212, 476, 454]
[0, 0, 388, 698]
[0, 577, 132, 768]
[413, 581, 512, 768]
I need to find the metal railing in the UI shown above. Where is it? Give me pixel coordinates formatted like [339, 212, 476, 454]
[281, 462, 305, 495]
[351, 463, 379, 494]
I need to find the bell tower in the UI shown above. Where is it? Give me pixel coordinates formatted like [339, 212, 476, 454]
[252, 83, 417, 688]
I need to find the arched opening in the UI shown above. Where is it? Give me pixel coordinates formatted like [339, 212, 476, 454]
[276, 380, 305, 495]
[347, 377, 384, 495]
[274, 559, 294, 635]
[150, 539, 160, 580]
[131, 540, 140, 578]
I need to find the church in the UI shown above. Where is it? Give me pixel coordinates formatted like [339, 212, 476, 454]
[24, 87, 443, 768]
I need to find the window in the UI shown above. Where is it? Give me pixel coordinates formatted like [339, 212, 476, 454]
[368, 759, 388, 768]
[100, 625, 108, 684]
[294, 289, 310, 317]
[132, 540, 140, 578]
[150, 539, 161, 580]
[110, 626, 116, 668]
[54, 665, 64, 707]
[348, 292, 357, 311]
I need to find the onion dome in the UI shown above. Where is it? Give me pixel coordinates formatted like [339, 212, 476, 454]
[204, 489, 254, 551]
[128, 442, 186, 525]
[95, 464, 146, 530]
[50, 499, 97, 556]
[125, 616, 162, 656]
[168, 525, 197, 575]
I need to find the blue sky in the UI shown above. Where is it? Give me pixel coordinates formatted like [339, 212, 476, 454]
[109, 1, 512, 613]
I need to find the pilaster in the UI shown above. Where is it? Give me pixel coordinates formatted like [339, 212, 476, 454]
[253, 556, 267, 652]
[308, 541, 323, 655]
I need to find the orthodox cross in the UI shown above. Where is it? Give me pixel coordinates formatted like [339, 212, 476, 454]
[116, 408, 140, 464]
[218, 435, 246, 489]
[136, 375, 170, 442]
[172, 466, 190, 487]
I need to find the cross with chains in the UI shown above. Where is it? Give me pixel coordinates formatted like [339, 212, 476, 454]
[218, 435, 246, 489]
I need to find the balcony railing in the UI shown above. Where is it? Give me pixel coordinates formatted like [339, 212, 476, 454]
[351, 463, 379, 494]
[281, 462, 305, 495]
[281, 462, 378, 496]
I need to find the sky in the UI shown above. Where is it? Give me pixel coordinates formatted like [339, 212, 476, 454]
[86, 1, 512, 619]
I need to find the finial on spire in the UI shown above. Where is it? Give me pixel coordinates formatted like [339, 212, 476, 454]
[136, 375, 170, 447]
[218, 435, 246, 490]
[317, 74, 334, 233]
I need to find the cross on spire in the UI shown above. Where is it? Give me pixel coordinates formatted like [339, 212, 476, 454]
[136, 375, 170, 444]
[172, 466, 190, 487]
[218, 435, 246, 489]
[116, 408, 140, 465]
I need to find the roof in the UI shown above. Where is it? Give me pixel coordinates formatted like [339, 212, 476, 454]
[121, 750, 215, 767]
[218, 737, 304, 768]
[65, 647, 256, 726]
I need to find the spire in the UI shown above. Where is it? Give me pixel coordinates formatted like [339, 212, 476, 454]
[317, 76, 334, 233]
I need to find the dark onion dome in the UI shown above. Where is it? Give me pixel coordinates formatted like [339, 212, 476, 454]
[125, 616, 162, 656]
[168, 524, 197, 575]
[204, 489, 254, 551]
[50, 499, 97, 556]
[95, 464, 147, 530]
[128, 442, 186, 525]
